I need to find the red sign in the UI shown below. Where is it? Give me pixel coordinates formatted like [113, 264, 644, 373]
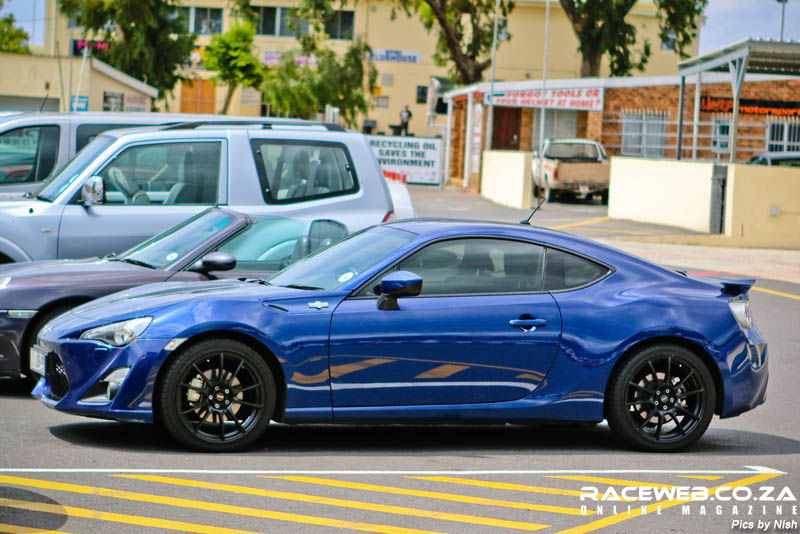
[488, 88, 604, 111]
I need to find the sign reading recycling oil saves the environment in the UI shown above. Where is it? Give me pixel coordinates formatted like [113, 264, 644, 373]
[367, 135, 443, 185]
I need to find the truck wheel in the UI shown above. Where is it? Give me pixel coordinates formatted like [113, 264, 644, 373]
[600, 190, 609, 205]
[544, 184, 556, 203]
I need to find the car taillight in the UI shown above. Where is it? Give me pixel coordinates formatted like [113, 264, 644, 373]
[729, 298, 752, 331]
[554, 166, 559, 181]
[382, 210, 395, 223]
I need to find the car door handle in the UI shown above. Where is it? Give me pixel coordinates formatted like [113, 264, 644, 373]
[509, 318, 547, 332]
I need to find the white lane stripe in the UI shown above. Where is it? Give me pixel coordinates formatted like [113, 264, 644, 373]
[0, 466, 783, 475]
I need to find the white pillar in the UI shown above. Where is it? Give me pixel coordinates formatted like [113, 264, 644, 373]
[463, 92, 474, 189]
[443, 99, 454, 188]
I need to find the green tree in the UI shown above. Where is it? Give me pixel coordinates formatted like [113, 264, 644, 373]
[0, 0, 31, 53]
[59, 0, 195, 98]
[260, 4, 376, 127]
[204, 21, 264, 114]
[559, 0, 707, 77]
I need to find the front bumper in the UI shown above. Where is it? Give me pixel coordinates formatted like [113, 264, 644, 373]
[32, 335, 172, 423]
[0, 313, 34, 378]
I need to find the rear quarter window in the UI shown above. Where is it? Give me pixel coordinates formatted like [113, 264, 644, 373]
[544, 248, 610, 291]
[250, 139, 359, 204]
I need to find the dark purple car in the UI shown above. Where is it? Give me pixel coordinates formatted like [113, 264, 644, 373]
[0, 208, 346, 383]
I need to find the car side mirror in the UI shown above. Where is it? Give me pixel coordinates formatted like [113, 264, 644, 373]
[81, 175, 104, 206]
[377, 270, 422, 310]
[307, 219, 348, 253]
[190, 252, 236, 276]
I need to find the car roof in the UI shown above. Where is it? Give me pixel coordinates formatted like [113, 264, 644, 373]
[99, 122, 353, 141]
[754, 151, 800, 158]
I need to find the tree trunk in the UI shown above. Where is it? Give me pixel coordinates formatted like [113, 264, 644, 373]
[580, 50, 602, 77]
[220, 84, 236, 114]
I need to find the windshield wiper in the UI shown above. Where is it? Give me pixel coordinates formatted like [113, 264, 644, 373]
[280, 284, 324, 290]
[119, 258, 155, 269]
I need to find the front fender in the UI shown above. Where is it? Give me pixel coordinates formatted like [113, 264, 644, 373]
[0, 236, 32, 262]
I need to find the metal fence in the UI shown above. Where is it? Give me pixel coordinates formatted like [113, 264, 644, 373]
[602, 111, 800, 161]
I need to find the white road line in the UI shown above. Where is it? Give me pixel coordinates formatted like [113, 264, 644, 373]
[0, 466, 784, 475]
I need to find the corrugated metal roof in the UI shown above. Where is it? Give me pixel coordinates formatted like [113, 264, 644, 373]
[679, 39, 800, 77]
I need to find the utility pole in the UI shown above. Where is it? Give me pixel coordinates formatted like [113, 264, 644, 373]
[777, 0, 788, 41]
[536, 0, 551, 197]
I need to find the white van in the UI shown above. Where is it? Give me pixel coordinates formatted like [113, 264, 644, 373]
[0, 112, 299, 195]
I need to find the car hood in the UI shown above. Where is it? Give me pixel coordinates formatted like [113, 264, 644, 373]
[0, 257, 146, 279]
[69, 279, 317, 320]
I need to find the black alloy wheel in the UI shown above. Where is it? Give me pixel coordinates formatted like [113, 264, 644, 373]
[159, 339, 276, 452]
[607, 344, 715, 452]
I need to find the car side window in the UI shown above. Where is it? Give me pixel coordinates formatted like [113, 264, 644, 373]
[543, 248, 609, 291]
[250, 140, 358, 204]
[361, 238, 546, 296]
[97, 141, 221, 205]
[0, 125, 59, 184]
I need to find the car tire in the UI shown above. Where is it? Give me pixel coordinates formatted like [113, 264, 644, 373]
[606, 344, 715, 452]
[158, 338, 276, 452]
[24, 305, 74, 389]
[544, 184, 555, 203]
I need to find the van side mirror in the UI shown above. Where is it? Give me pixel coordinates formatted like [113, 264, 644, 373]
[377, 270, 422, 310]
[81, 176, 104, 206]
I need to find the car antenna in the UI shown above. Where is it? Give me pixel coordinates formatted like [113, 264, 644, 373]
[519, 195, 546, 225]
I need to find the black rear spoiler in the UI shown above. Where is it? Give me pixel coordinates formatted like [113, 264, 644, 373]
[717, 278, 756, 297]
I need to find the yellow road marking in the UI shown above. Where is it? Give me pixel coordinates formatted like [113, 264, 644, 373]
[0, 498, 253, 534]
[548, 216, 610, 230]
[751, 286, 800, 301]
[406, 476, 586, 497]
[121, 474, 549, 531]
[0, 475, 440, 534]
[0, 522, 75, 534]
[676, 475, 723, 481]
[262, 475, 589, 516]
[547, 475, 675, 488]
[554, 472, 783, 534]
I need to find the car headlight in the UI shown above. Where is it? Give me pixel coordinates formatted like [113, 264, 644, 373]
[80, 317, 152, 347]
[0, 277, 10, 291]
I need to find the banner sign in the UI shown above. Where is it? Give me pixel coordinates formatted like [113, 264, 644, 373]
[701, 95, 800, 117]
[263, 50, 316, 67]
[369, 49, 421, 64]
[367, 135, 442, 185]
[487, 87, 604, 111]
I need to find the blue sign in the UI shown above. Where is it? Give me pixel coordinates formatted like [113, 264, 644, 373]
[70, 95, 88, 112]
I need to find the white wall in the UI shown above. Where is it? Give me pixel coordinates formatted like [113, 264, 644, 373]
[608, 157, 714, 233]
[480, 151, 533, 210]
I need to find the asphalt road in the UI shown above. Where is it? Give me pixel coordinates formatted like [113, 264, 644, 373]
[0, 189, 798, 534]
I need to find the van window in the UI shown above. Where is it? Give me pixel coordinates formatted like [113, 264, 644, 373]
[0, 125, 59, 184]
[250, 140, 358, 204]
[76, 124, 152, 151]
[97, 141, 221, 205]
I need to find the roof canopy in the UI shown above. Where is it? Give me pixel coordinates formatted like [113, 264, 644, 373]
[678, 39, 800, 77]
[676, 39, 800, 162]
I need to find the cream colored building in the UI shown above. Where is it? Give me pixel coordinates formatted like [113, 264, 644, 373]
[16, 0, 696, 135]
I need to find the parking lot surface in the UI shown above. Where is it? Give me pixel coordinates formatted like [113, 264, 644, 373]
[1, 186, 798, 533]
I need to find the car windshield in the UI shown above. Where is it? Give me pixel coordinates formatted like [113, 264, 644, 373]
[268, 226, 416, 291]
[545, 142, 599, 160]
[121, 209, 239, 270]
[36, 135, 116, 202]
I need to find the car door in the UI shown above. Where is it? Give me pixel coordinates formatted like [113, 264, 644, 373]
[329, 237, 563, 408]
[57, 139, 226, 259]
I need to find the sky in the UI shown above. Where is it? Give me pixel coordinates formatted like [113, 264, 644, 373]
[1, 0, 799, 56]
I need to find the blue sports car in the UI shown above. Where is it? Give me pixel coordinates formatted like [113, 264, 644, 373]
[32, 220, 768, 452]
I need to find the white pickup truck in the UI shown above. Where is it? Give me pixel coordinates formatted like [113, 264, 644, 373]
[532, 138, 609, 203]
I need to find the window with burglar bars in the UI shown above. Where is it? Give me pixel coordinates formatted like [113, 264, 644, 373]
[767, 121, 800, 152]
[621, 112, 666, 157]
